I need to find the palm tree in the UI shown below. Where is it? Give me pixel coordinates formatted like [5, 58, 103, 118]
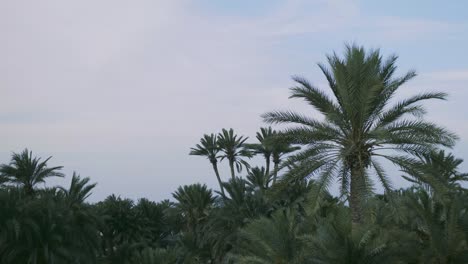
[173, 184, 215, 233]
[0, 149, 64, 195]
[217, 128, 252, 179]
[401, 150, 468, 195]
[402, 188, 468, 263]
[271, 138, 300, 185]
[246, 166, 269, 192]
[172, 184, 215, 263]
[309, 208, 410, 264]
[0, 187, 100, 264]
[246, 127, 275, 178]
[263, 45, 457, 223]
[190, 134, 225, 195]
[96, 195, 150, 263]
[59, 172, 97, 207]
[231, 209, 311, 264]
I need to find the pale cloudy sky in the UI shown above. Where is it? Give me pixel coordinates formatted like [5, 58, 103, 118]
[1, 0, 468, 201]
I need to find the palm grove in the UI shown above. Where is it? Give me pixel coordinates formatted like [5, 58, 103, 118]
[1, 45, 467, 264]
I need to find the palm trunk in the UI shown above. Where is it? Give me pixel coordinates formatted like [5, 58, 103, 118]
[265, 156, 271, 187]
[229, 160, 236, 180]
[211, 162, 225, 196]
[25, 184, 35, 196]
[350, 165, 364, 225]
[272, 161, 279, 185]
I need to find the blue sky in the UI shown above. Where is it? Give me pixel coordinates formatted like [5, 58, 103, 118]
[1, 0, 467, 201]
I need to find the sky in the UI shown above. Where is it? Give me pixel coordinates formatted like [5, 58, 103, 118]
[1, 0, 468, 202]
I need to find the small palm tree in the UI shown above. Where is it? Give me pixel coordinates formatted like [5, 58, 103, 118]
[271, 138, 300, 185]
[401, 150, 468, 195]
[246, 166, 269, 192]
[0, 149, 64, 195]
[190, 134, 225, 195]
[231, 209, 311, 264]
[402, 189, 468, 263]
[172, 184, 215, 263]
[96, 195, 149, 263]
[263, 45, 457, 223]
[59, 172, 97, 207]
[246, 127, 275, 178]
[309, 212, 407, 264]
[217, 128, 252, 179]
[173, 184, 215, 233]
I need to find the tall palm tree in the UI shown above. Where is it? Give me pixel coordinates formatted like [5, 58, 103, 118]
[246, 127, 275, 178]
[190, 134, 225, 195]
[217, 128, 252, 179]
[263, 45, 457, 223]
[0, 149, 64, 195]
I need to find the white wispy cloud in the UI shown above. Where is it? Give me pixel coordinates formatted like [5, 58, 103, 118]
[425, 70, 468, 82]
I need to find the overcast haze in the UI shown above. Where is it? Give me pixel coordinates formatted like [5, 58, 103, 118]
[2, 0, 468, 201]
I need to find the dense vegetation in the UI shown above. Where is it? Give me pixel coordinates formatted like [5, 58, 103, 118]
[1, 45, 467, 263]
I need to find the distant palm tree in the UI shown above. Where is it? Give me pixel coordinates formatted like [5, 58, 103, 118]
[0, 149, 64, 195]
[172, 184, 216, 263]
[246, 166, 269, 192]
[173, 183, 215, 233]
[402, 188, 468, 263]
[190, 134, 225, 195]
[263, 45, 457, 223]
[59, 172, 97, 207]
[96, 195, 150, 263]
[271, 138, 300, 185]
[309, 207, 408, 264]
[231, 209, 310, 264]
[246, 127, 275, 178]
[61, 175, 101, 263]
[401, 150, 468, 195]
[217, 128, 252, 179]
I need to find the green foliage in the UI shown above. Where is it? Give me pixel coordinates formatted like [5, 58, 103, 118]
[0, 149, 64, 194]
[217, 128, 252, 179]
[401, 150, 468, 196]
[230, 209, 312, 264]
[1, 45, 467, 264]
[263, 44, 457, 222]
[190, 134, 226, 195]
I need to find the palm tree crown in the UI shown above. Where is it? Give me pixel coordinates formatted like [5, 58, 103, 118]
[246, 127, 275, 177]
[59, 172, 97, 207]
[217, 128, 252, 179]
[263, 45, 457, 223]
[0, 149, 64, 194]
[190, 134, 225, 195]
[401, 150, 468, 195]
[270, 136, 301, 185]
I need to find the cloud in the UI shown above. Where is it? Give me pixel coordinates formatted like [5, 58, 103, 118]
[424, 70, 468, 82]
[366, 16, 465, 41]
[237, 0, 361, 37]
